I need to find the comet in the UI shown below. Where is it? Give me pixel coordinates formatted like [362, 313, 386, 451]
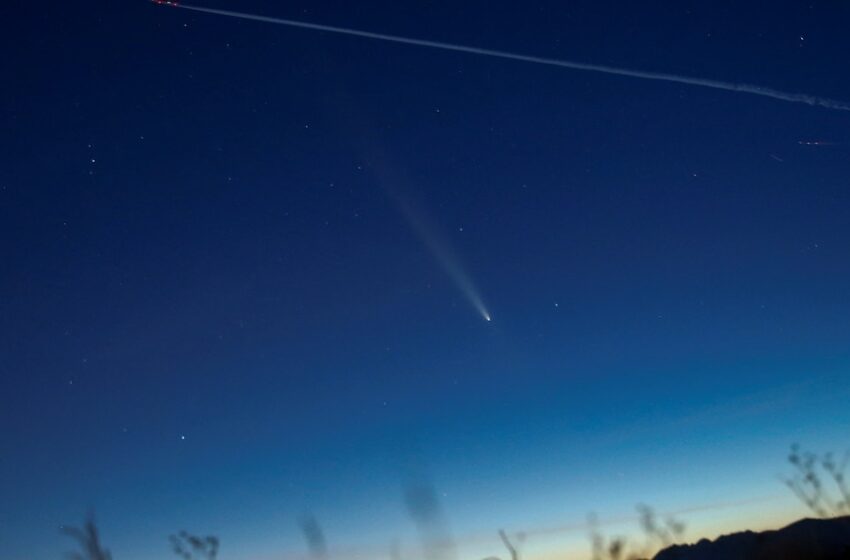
[151, 2, 850, 112]
[369, 160, 493, 324]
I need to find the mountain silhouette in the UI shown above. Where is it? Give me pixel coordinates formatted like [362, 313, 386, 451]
[654, 516, 850, 560]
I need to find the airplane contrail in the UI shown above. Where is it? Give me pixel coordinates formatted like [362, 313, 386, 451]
[155, 2, 850, 111]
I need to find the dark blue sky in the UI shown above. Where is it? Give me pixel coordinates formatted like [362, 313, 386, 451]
[2, 1, 850, 559]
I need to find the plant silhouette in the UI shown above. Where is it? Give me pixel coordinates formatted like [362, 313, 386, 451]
[784, 444, 850, 517]
[169, 530, 220, 560]
[588, 505, 685, 560]
[61, 513, 112, 560]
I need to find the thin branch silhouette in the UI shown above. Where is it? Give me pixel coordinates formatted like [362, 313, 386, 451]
[62, 513, 112, 560]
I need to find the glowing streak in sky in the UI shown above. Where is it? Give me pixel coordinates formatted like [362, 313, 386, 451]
[396, 200, 492, 323]
[155, 2, 850, 111]
[372, 164, 492, 323]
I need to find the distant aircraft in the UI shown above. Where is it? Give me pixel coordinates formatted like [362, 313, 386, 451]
[152, 0, 179, 6]
[798, 140, 838, 146]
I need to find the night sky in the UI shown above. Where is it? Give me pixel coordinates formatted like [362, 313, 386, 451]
[3, 1, 850, 559]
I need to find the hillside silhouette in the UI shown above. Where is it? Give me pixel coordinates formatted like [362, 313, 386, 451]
[653, 516, 850, 560]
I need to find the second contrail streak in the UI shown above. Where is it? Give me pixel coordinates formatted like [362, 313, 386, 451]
[162, 2, 850, 111]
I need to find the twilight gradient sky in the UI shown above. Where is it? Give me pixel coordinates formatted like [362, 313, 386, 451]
[3, 1, 850, 559]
